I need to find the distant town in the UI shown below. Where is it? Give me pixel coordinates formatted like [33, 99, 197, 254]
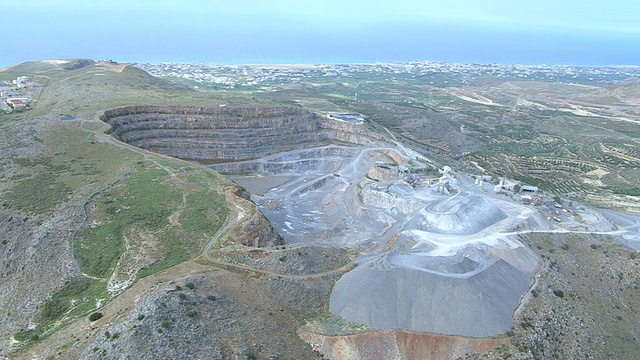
[133, 61, 640, 90]
[0, 76, 39, 114]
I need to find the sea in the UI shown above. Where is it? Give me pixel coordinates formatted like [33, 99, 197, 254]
[3, 23, 640, 67]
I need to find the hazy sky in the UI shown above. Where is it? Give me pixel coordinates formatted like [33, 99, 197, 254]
[3, 0, 639, 65]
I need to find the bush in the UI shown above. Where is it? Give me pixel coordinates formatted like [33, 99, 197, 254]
[14, 330, 41, 342]
[553, 289, 564, 298]
[207, 295, 217, 301]
[246, 349, 257, 360]
[185, 282, 195, 290]
[88, 312, 103, 321]
[39, 277, 95, 324]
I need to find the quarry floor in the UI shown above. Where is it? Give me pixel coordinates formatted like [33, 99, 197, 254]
[223, 145, 640, 337]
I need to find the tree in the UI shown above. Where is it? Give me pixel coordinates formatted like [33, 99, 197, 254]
[88, 312, 103, 321]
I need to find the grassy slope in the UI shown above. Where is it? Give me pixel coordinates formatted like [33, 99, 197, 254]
[1, 62, 233, 347]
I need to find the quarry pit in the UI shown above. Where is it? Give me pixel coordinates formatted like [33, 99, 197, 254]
[102, 106, 545, 337]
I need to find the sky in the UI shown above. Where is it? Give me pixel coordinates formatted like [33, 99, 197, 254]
[2, 0, 640, 66]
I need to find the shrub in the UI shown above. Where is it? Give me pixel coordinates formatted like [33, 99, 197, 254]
[14, 330, 41, 342]
[137, 314, 145, 321]
[185, 282, 195, 290]
[39, 277, 94, 324]
[178, 293, 187, 300]
[88, 312, 103, 321]
[161, 318, 170, 328]
[207, 295, 217, 301]
[247, 349, 257, 360]
[561, 244, 569, 250]
[553, 289, 564, 298]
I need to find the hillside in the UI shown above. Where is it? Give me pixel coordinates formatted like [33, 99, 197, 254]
[1, 60, 640, 360]
[0, 61, 336, 359]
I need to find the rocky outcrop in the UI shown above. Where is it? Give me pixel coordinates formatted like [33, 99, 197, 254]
[237, 203, 284, 248]
[101, 106, 388, 162]
[227, 190, 284, 248]
[79, 271, 323, 360]
[0, 210, 80, 355]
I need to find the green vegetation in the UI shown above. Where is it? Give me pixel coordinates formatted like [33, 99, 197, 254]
[74, 166, 182, 278]
[88, 312, 103, 321]
[14, 277, 109, 343]
[3, 172, 72, 213]
[181, 190, 228, 235]
[219, 171, 253, 176]
[75, 222, 126, 278]
[0, 120, 230, 344]
[246, 349, 257, 360]
[301, 312, 370, 336]
[14, 329, 41, 343]
[612, 187, 640, 196]
[39, 277, 104, 323]
[161, 318, 170, 329]
[76, 163, 229, 279]
[3, 124, 141, 216]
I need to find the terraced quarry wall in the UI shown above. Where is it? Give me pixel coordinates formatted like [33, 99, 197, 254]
[101, 106, 388, 162]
